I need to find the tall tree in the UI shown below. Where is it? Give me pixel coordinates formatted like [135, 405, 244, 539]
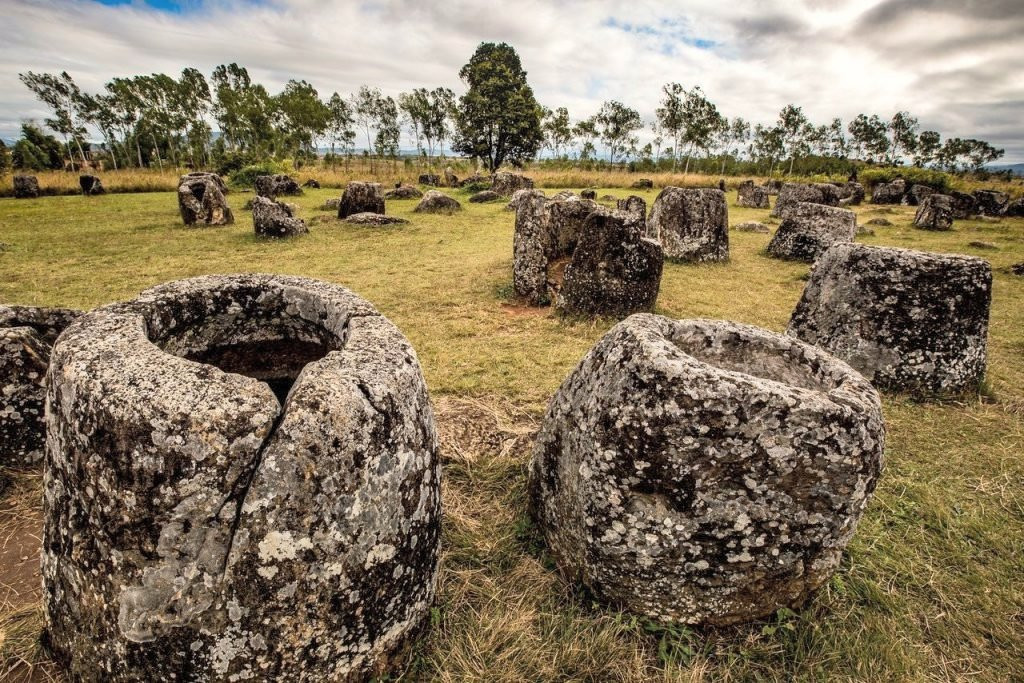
[572, 116, 598, 161]
[656, 82, 686, 170]
[275, 79, 330, 158]
[888, 111, 919, 165]
[351, 85, 383, 169]
[776, 104, 810, 174]
[19, 71, 88, 169]
[595, 100, 642, 164]
[374, 95, 401, 167]
[913, 130, 941, 167]
[326, 92, 355, 167]
[751, 124, 784, 175]
[541, 106, 573, 159]
[847, 114, 889, 162]
[452, 42, 543, 171]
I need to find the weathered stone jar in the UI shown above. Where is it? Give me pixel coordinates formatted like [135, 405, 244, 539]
[529, 314, 885, 625]
[788, 243, 992, 396]
[43, 274, 440, 682]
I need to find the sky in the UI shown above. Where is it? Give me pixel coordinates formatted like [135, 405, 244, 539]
[2, 0, 1023, 162]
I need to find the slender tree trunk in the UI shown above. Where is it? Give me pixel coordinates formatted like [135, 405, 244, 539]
[151, 132, 163, 172]
[74, 137, 87, 168]
[788, 155, 795, 175]
[64, 137, 76, 171]
[135, 138, 144, 168]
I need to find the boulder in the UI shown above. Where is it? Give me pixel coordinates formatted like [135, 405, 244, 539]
[384, 184, 423, 200]
[529, 314, 885, 625]
[491, 172, 534, 197]
[871, 178, 906, 204]
[1011, 263, 1024, 276]
[647, 187, 729, 263]
[766, 202, 856, 262]
[302, 178, 320, 189]
[414, 190, 461, 214]
[178, 174, 234, 227]
[866, 217, 892, 226]
[771, 183, 826, 218]
[320, 198, 341, 211]
[913, 194, 954, 231]
[856, 225, 876, 237]
[343, 212, 409, 226]
[0, 306, 81, 467]
[513, 197, 600, 305]
[458, 173, 487, 188]
[252, 196, 308, 237]
[763, 178, 783, 195]
[418, 173, 440, 186]
[811, 183, 844, 206]
[551, 190, 576, 201]
[631, 178, 653, 189]
[469, 190, 501, 203]
[1005, 197, 1024, 217]
[788, 243, 991, 396]
[444, 167, 458, 187]
[615, 196, 647, 229]
[13, 175, 39, 199]
[968, 240, 998, 250]
[338, 181, 385, 218]
[736, 180, 769, 209]
[79, 174, 105, 196]
[733, 221, 770, 233]
[557, 211, 663, 317]
[581, 189, 596, 200]
[42, 274, 440, 682]
[179, 172, 228, 195]
[506, 188, 546, 212]
[949, 191, 978, 219]
[838, 182, 865, 206]
[903, 184, 935, 206]
[254, 174, 302, 199]
[973, 190, 1009, 216]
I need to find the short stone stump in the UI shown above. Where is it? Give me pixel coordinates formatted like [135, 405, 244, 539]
[766, 202, 856, 262]
[252, 196, 307, 237]
[736, 180, 769, 209]
[339, 181, 385, 218]
[647, 187, 729, 262]
[13, 175, 40, 199]
[414, 190, 461, 214]
[491, 172, 533, 196]
[788, 243, 992, 396]
[254, 174, 302, 199]
[80, 174, 105, 196]
[529, 314, 885, 625]
[178, 174, 234, 226]
[913, 194, 953, 231]
[42, 274, 440, 681]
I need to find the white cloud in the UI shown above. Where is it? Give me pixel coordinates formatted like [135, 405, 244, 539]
[2, 0, 1022, 161]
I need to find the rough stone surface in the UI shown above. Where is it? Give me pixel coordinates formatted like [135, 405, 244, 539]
[513, 197, 600, 305]
[529, 314, 885, 625]
[973, 190, 1009, 217]
[557, 211, 663, 317]
[0, 306, 81, 467]
[615, 196, 647, 229]
[1010, 263, 1024, 276]
[647, 187, 729, 262]
[766, 202, 856, 262]
[631, 178, 653, 189]
[968, 240, 998, 250]
[320, 198, 341, 211]
[838, 182, 865, 206]
[414, 190, 461, 214]
[871, 179, 906, 204]
[788, 243, 991, 395]
[252, 196, 308, 238]
[763, 179, 783, 195]
[338, 181, 385, 219]
[551, 191, 576, 201]
[343, 212, 409, 226]
[491, 172, 534, 197]
[733, 221, 770, 233]
[856, 225, 876, 237]
[949, 191, 978, 219]
[865, 217, 892, 227]
[444, 167, 458, 187]
[180, 172, 229, 195]
[770, 183, 826, 218]
[736, 180, 769, 209]
[80, 174, 106, 196]
[302, 179, 320, 189]
[1004, 197, 1024, 217]
[13, 175, 40, 199]
[418, 174, 440, 186]
[178, 175, 234, 227]
[581, 189, 596, 200]
[384, 185, 423, 200]
[913, 194, 954, 231]
[506, 188, 546, 212]
[811, 183, 844, 207]
[42, 274, 440, 682]
[254, 174, 302, 199]
[903, 184, 935, 206]
[469, 190, 501, 203]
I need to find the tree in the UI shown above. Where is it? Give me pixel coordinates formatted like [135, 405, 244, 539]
[11, 123, 63, 170]
[826, 118, 848, 157]
[751, 124, 784, 175]
[77, 92, 122, 169]
[423, 87, 455, 162]
[211, 64, 274, 156]
[374, 95, 401, 167]
[848, 114, 889, 162]
[777, 104, 810, 174]
[656, 83, 686, 170]
[275, 79, 330, 158]
[914, 130, 941, 167]
[398, 89, 429, 156]
[888, 111, 919, 164]
[177, 67, 212, 167]
[326, 92, 355, 167]
[650, 121, 665, 165]
[351, 85, 383, 169]
[541, 106, 573, 159]
[19, 71, 89, 169]
[572, 116, 598, 162]
[0, 140, 9, 177]
[595, 100, 642, 165]
[452, 42, 543, 171]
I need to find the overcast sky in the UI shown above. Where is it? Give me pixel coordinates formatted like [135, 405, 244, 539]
[2, 0, 1022, 162]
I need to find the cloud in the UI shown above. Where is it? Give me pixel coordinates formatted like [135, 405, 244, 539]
[1, 0, 1022, 161]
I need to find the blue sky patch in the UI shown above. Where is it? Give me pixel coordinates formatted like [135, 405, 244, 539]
[602, 15, 719, 54]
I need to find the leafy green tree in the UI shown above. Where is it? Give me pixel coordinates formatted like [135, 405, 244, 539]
[650, 121, 664, 165]
[0, 140, 9, 176]
[275, 79, 330, 158]
[18, 71, 89, 169]
[751, 124, 784, 175]
[913, 130, 941, 167]
[12, 123, 64, 170]
[398, 89, 429, 155]
[423, 87, 455, 162]
[595, 100, 641, 164]
[177, 68, 212, 167]
[453, 42, 543, 171]
[572, 116, 598, 162]
[888, 111, 919, 164]
[77, 92, 122, 169]
[541, 106, 573, 159]
[351, 85, 383, 169]
[326, 92, 355, 167]
[374, 95, 401, 166]
[211, 64, 274, 156]
[777, 104, 810, 174]
[847, 114, 889, 162]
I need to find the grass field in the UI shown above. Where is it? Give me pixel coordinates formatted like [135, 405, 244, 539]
[0, 182, 1022, 681]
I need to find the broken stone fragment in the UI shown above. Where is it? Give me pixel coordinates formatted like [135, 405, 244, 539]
[178, 174, 234, 227]
[913, 194, 954, 231]
[42, 274, 440, 682]
[414, 190, 462, 214]
[647, 187, 729, 262]
[490, 172, 534, 197]
[788, 243, 992, 396]
[339, 181, 385, 218]
[530, 314, 885, 625]
[254, 174, 302, 199]
[766, 202, 856, 262]
[251, 196, 307, 237]
[736, 180, 769, 209]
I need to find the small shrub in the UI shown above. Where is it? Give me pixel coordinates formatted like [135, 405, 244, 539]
[860, 167, 951, 193]
[230, 162, 289, 188]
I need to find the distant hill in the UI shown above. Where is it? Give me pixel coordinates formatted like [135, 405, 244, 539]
[989, 163, 1024, 176]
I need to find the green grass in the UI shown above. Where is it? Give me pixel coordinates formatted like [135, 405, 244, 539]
[1, 185, 1023, 681]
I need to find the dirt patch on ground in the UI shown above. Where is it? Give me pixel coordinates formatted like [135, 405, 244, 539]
[434, 395, 539, 466]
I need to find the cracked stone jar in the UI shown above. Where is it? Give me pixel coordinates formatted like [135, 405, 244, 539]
[529, 314, 885, 625]
[42, 274, 440, 682]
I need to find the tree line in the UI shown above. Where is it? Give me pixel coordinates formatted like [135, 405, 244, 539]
[7, 42, 1006, 178]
